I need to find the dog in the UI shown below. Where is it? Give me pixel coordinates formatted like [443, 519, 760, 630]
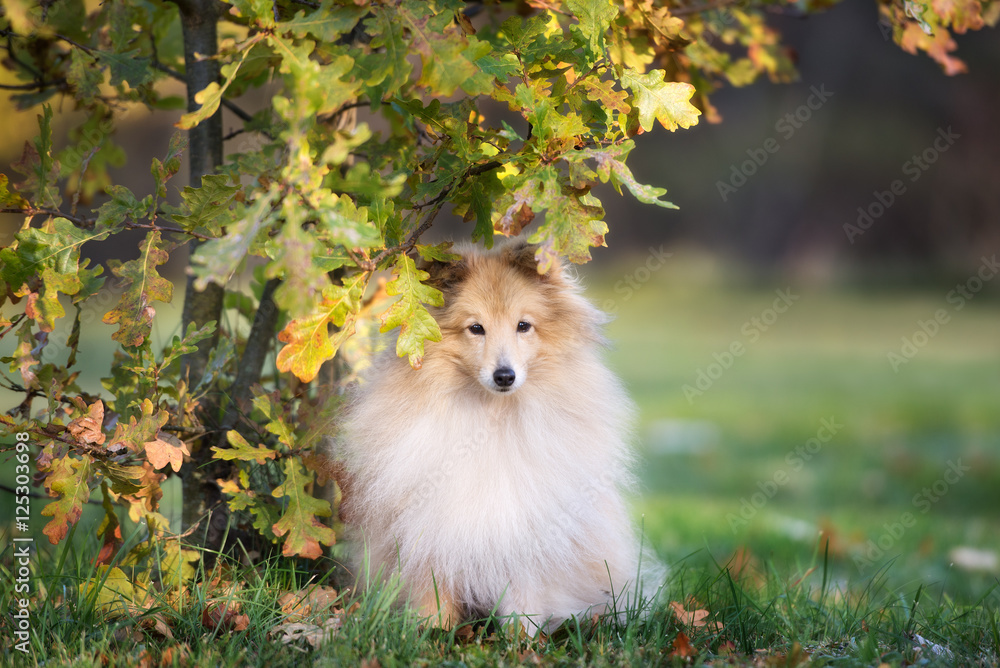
[334, 239, 659, 632]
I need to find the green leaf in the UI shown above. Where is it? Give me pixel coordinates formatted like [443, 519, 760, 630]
[151, 133, 187, 199]
[170, 174, 240, 234]
[379, 254, 444, 369]
[0, 173, 27, 207]
[516, 167, 609, 272]
[276, 272, 367, 383]
[99, 49, 153, 88]
[218, 474, 279, 539]
[41, 455, 92, 545]
[572, 141, 677, 208]
[189, 189, 277, 290]
[11, 105, 60, 208]
[358, 6, 412, 94]
[272, 459, 336, 559]
[66, 49, 103, 101]
[95, 184, 149, 229]
[278, 4, 367, 42]
[620, 68, 701, 132]
[1, 217, 112, 331]
[228, 0, 275, 27]
[272, 37, 360, 118]
[399, 2, 485, 96]
[102, 231, 173, 346]
[160, 321, 217, 369]
[212, 431, 278, 465]
[567, 0, 618, 66]
[252, 392, 297, 450]
[416, 242, 461, 263]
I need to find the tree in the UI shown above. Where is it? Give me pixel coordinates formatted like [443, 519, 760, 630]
[0, 0, 994, 579]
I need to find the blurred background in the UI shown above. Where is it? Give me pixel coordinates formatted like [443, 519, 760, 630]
[2, 0, 998, 602]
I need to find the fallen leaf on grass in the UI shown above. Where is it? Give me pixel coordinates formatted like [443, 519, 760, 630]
[160, 643, 190, 667]
[140, 614, 174, 640]
[670, 600, 723, 631]
[670, 631, 696, 658]
[717, 640, 736, 656]
[270, 615, 344, 648]
[277, 585, 340, 621]
[202, 602, 249, 632]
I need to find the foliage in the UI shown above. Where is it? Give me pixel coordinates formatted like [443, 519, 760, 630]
[0, 0, 995, 614]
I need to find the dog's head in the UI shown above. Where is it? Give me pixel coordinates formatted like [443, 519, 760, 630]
[424, 240, 604, 396]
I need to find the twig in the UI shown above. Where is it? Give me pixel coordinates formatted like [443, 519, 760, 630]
[223, 127, 246, 141]
[369, 160, 502, 267]
[1, 207, 94, 227]
[0, 207, 214, 240]
[0, 79, 66, 91]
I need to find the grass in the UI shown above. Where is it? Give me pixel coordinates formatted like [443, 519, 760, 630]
[3, 254, 999, 665]
[2, 533, 997, 666]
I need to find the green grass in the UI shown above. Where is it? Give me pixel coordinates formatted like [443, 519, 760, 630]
[3, 256, 999, 665]
[2, 534, 997, 666]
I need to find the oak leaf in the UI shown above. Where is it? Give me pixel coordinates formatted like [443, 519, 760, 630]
[271, 459, 337, 559]
[145, 432, 190, 473]
[41, 454, 92, 544]
[620, 68, 701, 132]
[102, 231, 173, 346]
[67, 399, 106, 445]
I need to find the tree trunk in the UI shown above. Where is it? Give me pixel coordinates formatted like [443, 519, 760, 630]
[174, 0, 227, 542]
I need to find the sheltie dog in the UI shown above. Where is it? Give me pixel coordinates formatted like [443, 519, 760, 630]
[334, 239, 659, 632]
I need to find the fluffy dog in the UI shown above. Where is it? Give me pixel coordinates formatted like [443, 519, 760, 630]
[335, 240, 658, 632]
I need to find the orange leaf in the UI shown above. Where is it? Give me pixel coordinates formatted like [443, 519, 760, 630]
[670, 631, 696, 658]
[145, 433, 190, 472]
[67, 399, 106, 445]
[670, 600, 723, 631]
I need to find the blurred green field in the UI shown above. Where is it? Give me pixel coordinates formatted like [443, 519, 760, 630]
[582, 252, 1000, 604]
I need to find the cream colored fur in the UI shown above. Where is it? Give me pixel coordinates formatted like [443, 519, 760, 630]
[335, 240, 660, 632]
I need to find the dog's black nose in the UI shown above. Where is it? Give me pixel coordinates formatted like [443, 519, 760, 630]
[493, 367, 516, 388]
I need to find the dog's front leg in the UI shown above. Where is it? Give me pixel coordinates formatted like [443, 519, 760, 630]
[413, 575, 460, 629]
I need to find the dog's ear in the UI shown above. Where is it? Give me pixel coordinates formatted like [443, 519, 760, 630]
[421, 257, 469, 291]
[501, 239, 568, 282]
[501, 240, 545, 277]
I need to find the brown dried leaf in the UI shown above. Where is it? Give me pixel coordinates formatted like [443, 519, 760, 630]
[159, 643, 191, 667]
[277, 586, 340, 622]
[270, 615, 344, 648]
[67, 399, 106, 445]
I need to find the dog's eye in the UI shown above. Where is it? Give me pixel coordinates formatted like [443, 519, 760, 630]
[517, 321, 531, 333]
[468, 324, 485, 335]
